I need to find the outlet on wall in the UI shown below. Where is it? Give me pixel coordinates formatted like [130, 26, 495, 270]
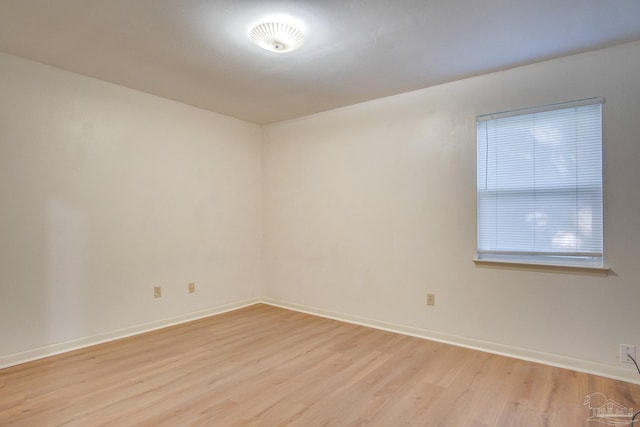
[426, 293, 435, 306]
[188, 282, 195, 293]
[619, 344, 636, 363]
[154, 286, 162, 298]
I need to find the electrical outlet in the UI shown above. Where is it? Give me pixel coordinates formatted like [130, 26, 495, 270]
[426, 293, 435, 306]
[620, 344, 636, 363]
[188, 282, 195, 293]
[154, 286, 162, 298]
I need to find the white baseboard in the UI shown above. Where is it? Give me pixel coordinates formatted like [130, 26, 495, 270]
[261, 297, 640, 385]
[4, 296, 638, 385]
[0, 298, 260, 370]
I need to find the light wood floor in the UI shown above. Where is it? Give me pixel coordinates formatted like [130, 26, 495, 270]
[1, 304, 639, 426]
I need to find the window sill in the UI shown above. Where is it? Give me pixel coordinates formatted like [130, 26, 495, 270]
[472, 258, 610, 276]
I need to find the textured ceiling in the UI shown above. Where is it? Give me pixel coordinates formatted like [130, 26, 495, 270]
[1, 0, 640, 124]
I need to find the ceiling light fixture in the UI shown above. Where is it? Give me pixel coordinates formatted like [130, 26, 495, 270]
[249, 22, 304, 53]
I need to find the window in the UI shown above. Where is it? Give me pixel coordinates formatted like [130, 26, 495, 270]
[476, 98, 603, 267]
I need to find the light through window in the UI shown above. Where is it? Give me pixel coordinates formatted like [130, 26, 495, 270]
[476, 98, 603, 266]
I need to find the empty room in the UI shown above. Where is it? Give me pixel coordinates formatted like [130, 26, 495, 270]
[1, 1, 640, 425]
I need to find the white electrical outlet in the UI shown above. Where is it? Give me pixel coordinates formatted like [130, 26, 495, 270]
[619, 344, 636, 363]
[426, 293, 435, 306]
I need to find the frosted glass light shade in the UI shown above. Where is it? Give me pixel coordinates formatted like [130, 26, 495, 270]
[249, 22, 304, 53]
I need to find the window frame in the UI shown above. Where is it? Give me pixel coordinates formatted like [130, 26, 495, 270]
[474, 98, 608, 272]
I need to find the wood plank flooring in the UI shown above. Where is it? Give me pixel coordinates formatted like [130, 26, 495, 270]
[1, 303, 639, 426]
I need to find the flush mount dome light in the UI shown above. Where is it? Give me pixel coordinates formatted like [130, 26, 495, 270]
[249, 22, 304, 53]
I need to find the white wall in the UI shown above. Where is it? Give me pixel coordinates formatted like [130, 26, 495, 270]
[2, 41, 639, 383]
[262, 41, 640, 382]
[0, 53, 262, 364]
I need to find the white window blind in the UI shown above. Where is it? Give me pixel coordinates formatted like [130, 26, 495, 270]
[476, 98, 603, 266]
